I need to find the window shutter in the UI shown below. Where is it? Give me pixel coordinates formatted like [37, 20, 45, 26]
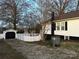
[65, 22, 67, 30]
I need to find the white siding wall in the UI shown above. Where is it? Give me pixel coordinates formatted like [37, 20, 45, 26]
[43, 23, 51, 34]
[54, 19, 79, 37]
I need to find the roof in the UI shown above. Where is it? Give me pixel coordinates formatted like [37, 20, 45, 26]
[55, 10, 79, 20]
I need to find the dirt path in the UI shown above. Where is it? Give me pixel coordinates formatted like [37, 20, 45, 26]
[0, 40, 26, 59]
[5, 40, 78, 59]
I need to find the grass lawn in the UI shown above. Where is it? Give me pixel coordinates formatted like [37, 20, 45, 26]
[2, 39, 79, 59]
[0, 40, 26, 59]
[60, 40, 79, 59]
[61, 40, 79, 51]
[27, 40, 79, 51]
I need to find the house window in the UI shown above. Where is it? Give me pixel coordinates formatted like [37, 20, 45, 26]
[65, 22, 67, 30]
[56, 22, 60, 30]
[61, 22, 65, 30]
[55, 22, 67, 31]
[61, 21, 67, 31]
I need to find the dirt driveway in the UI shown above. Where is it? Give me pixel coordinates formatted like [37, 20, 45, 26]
[0, 40, 26, 59]
[5, 40, 79, 59]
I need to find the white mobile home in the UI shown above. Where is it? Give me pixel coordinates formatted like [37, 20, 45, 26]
[41, 20, 51, 40]
[41, 19, 55, 40]
[54, 11, 79, 40]
[42, 20, 52, 35]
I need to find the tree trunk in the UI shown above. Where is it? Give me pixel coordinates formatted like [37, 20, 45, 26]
[13, 5, 17, 30]
[40, 24, 47, 40]
[13, 18, 16, 30]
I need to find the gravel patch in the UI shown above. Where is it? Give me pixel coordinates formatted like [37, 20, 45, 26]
[6, 40, 78, 59]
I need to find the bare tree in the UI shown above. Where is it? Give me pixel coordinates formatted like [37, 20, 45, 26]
[0, 0, 75, 40]
[51, 0, 72, 17]
[0, 0, 24, 30]
[76, 0, 79, 10]
[38, 0, 74, 40]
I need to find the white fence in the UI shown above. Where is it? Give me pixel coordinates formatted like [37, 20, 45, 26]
[16, 33, 41, 42]
[0, 34, 3, 39]
[0, 33, 41, 42]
